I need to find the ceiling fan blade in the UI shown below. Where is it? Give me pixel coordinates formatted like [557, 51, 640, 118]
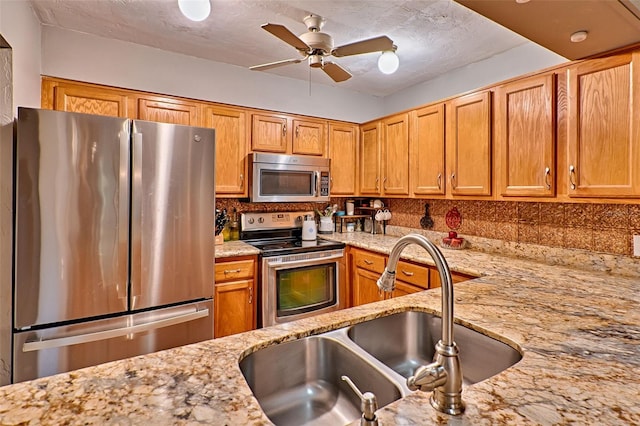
[322, 62, 352, 82]
[250, 57, 307, 71]
[262, 23, 310, 52]
[332, 35, 394, 57]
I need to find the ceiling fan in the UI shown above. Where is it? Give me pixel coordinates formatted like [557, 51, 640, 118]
[250, 14, 395, 83]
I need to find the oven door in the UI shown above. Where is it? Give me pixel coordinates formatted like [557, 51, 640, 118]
[262, 249, 344, 327]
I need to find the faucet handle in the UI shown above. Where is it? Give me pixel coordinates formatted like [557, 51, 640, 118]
[341, 375, 378, 425]
[407, 361, 448, 391]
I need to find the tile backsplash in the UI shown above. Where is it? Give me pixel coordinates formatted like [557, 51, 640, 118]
[216, 198, 640, 257]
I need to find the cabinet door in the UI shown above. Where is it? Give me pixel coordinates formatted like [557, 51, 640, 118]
[359, 121, 382, 195]
[292, 119, 327, 156]
[446, 91, 492, 196]
[252, 114, 289, 153]
[411, 104, 446, 196]
[567, 51, 640, 197]
[352, 267, 385, 306]
[52, 84, 132, 118]
[214, 280, 255, 338]
[496, 74, 556, 198]
[329, 123, 359, 195]
[382, 113, 410, 195]
[392, 281, 423, 298]
[137, 97, 198, 125]
[203, 105, 247, 196]
[429, 269, 475, 288]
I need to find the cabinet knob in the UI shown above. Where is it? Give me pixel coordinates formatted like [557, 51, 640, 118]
[249, 287, 253, 304]
[282, 124, 287, 137]
[240, 173, 244, 189]
[401, 270, 414, 277]
[363, 259, 374, 265]
[450, 172, 457, 190]
[437, 173, 442, 190]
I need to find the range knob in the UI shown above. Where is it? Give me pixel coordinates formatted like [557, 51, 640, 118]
[258, 217, 265, 224]
[248, 217, 255, 224]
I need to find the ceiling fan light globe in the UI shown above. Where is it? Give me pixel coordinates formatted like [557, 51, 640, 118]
[378, 51, 399, 74]
[178, 0, 211, 22]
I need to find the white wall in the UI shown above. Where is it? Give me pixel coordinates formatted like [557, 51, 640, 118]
[41, 26, 385, 123]
[383, 42, 567, 115]
[0, 0, 41, 113]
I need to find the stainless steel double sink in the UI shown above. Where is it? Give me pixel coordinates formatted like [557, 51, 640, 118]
[239, 310, 523, 426]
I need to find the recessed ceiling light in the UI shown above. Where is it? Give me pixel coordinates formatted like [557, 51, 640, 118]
[570, 30, 589, 43]
[515, 0, 530, 4]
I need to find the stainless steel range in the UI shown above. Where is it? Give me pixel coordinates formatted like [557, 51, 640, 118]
[241, 211, 346, 327]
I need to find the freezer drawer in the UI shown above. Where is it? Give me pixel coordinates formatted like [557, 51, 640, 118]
[12, 300, 213, 383]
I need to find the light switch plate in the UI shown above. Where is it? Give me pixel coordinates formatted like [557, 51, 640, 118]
[634, 235, 640, 257]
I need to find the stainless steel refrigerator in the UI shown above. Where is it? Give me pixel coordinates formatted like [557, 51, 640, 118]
[13, 107, 215, 383]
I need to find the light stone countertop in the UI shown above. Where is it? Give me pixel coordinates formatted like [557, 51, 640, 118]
[214, 240, 260, 259]
[0, 231, 639, 425]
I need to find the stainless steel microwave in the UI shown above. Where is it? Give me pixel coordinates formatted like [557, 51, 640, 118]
[249, 153, 331, 202]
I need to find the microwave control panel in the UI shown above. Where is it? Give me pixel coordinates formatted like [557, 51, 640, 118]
[319, 171, 330, 197]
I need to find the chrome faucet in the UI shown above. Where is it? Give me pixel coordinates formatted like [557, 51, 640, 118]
[377, 234, 465, 415]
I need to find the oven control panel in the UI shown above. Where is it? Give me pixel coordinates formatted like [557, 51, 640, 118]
[241, 211, 313, 231]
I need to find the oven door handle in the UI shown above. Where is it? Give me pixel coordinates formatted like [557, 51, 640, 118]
[314, 171, 321, 197]
[265, 252, 344, 269]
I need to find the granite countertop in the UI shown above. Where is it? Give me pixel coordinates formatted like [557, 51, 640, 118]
[214, 240, 260, 259]
[1, 232, 639, 425]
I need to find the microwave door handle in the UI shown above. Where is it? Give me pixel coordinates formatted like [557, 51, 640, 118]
[315, 171, 321, 197]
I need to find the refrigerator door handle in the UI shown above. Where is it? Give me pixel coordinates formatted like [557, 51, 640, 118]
[131, 131, 143, 303]
[22, 308, 209, 352]
[117, 128, 130, 301]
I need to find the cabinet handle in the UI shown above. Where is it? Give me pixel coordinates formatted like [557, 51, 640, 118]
[544, 167, 551, 190]
[437, 173, 442, 190]
[295, 126, 299, 138]
[383, 177, 387, 190]
[249, 287, 253, 304]
[451, 172, 457, 190]
[363, 259, 374, 265]
[401, 270, 414, 277]
[239, 173, 244, 189]
[224, 269, 242, 274]
[569, 165, 577, 190]
[375, 177, 379, 191]
[283, 124, 287, 137]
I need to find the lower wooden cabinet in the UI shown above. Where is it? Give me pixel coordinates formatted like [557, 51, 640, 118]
[214, 255, 256, 338]
[349, 247, 475, 306]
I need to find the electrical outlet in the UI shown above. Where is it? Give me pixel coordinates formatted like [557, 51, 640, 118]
[634, 235, 640, 257]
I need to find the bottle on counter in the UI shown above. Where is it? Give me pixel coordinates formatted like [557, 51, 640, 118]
[229, 208, 240, 241]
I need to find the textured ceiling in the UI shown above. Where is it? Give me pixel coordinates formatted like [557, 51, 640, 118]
[29, 0, 529, 97]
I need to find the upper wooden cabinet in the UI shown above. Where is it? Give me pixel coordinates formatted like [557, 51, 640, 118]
[328, 123, 359, 195]
[137, 96, 199, 125]
[359, 121, 382, 195]
[251, 113, 289, 153]
[42, 78, 134, 118]
[292, 118, 327, 156]
[382, 113, 410, 196]
[566, 51, 640, 198]
[251, 113, 328, 156]
[203, 105, 248, 197]
[410, 104, 446, 196]
[495, 74, 556, 198]
[446, 91, 492, 197]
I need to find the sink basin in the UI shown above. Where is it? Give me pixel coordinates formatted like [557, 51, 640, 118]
[239, 336, 402, 426]
[347, 311, 522, 385]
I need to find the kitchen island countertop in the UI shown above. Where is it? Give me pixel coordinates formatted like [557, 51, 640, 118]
[1, 232, 639, 425]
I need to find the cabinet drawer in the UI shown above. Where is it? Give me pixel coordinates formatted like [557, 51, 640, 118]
[215, 259, 254, 283]
[396, 260, 429, 289]
[353, 249, 386, 274]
